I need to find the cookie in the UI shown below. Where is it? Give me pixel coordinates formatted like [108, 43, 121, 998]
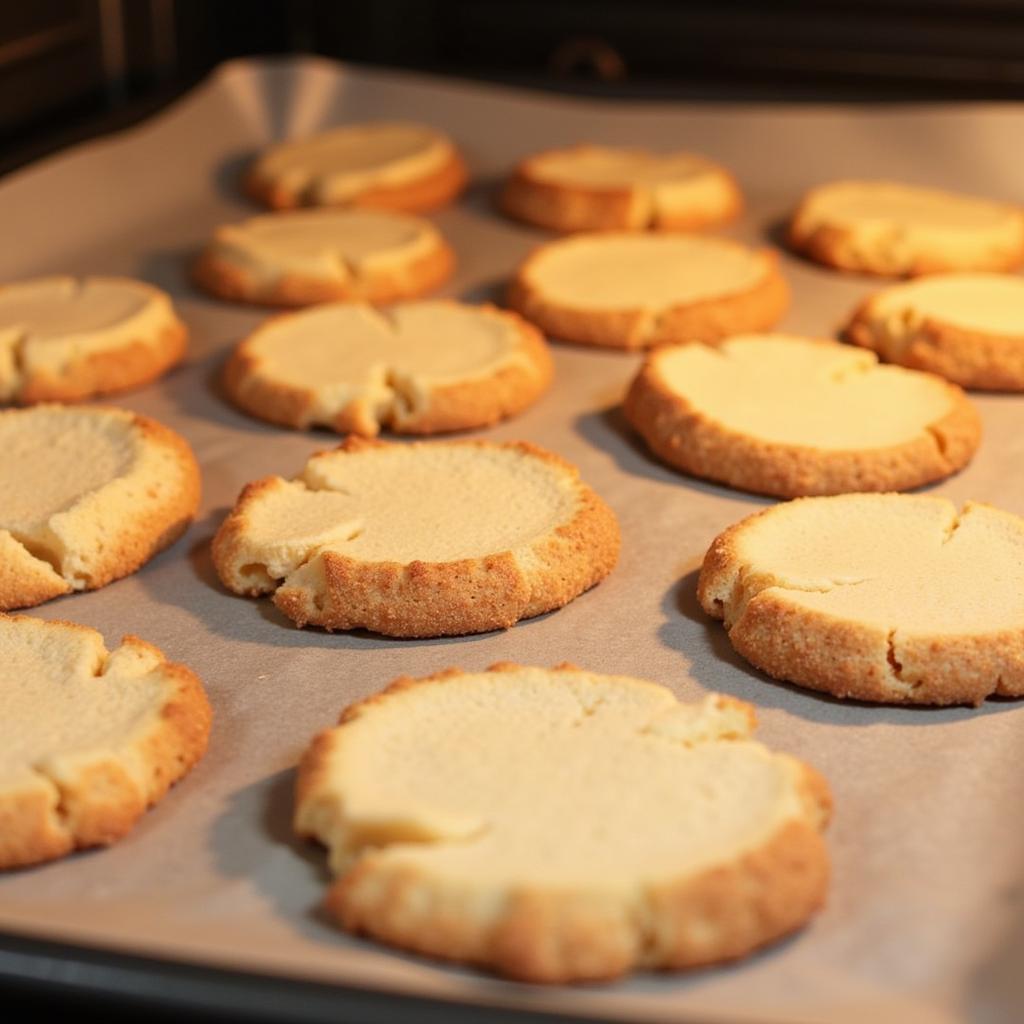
[295, 662, 831, 982]
[224, 301, 553, 435]
[624, 334, 980, 497]
[699, 494, 1024, 705]
[244, 121, 467, 213]
[508, 233, 788, 350]
[846, 272, 1024, 390]
[0, 276, 186, 403]
[788, 180, 1024, 276]
[0, 614, 210, 870]
[193, 208, 454, 307]
[0, 405, 200, 610]
[212, 438, 619, 637]
[499, 144, 742, 232]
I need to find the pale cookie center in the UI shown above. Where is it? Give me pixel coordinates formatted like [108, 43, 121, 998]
[217, 210, 430, 273]
[529, 237, 764, 310]
[729, 497, 1024, 635]
[324, 673, 801, 887]
[0, 277, 152, 341]
[0, 623, 163, 785]
[655, 336, 955, 448]
[0, 410, 136, 537]
[264, 125, 443, 178]
[249, 303, 519, 388]
[293, 446, 579, 563]
[530, 148, 714, 187]
[814, 185, 1011, 231]
[870, 274, 1024, 336]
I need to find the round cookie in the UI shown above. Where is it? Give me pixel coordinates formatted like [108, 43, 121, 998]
[846, 272, 1024, 390]
[244, 121, 467, 213]
[623, 334, 980, 497]
[699, 494, 1024, 705]
[507, 233, 789, 350]
[0, 276, 186, 403]
[0, 405, 201, 610]
[295, 662, 831, 983]
[193, 209, 454, 308]
[212, 438, 619, 637]
[499, 144, 742, 232]
[224, 301, 553, 435]
[0, 613, 211, 870]
[789, 180, 1024, 277]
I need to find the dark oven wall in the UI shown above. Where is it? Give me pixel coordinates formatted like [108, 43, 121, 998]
[311, 0, 1024, 99]
[3, 0, 1024, 174]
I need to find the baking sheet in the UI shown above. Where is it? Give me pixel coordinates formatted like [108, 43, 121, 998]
[1, 56, 1023, 1024]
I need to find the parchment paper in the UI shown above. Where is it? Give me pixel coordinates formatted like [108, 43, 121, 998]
[1, 56, 1023, 1024]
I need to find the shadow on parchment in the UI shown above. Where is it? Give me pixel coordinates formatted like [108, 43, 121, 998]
[574, 404, 772, 504]
[662, 569, 1020, 727]
[209, 768, 337, 948]
[763, 212, 838, 275]
[459, 275, 507, 306]
[456, 174, 508, 220]
[138, 239, 278, 313]
[144, 348, 281, 435]
[138, 515, 326, 653]
[763, 214, 794, 254]
[214, 149, 262, 206]
[136, 242, 203, 299]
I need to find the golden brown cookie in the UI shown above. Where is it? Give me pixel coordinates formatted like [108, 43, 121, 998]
[212, 438, 619, 637]
[193, 208, 453, 308]
[846, 272, 1024, 390]
[244, 121, 467, 213]
[295, 662, 831, 982]
[0, 276, 186, 403]
[223, 300, 552, 434]
[499, 144, 742, 232]
[624, 334, 980, 497]
[508, 233, 788, 350]
[0, 613, 211, 870]
[0, 405, 201, 610]
[699, 494, 1024, 705]
[789, 180, 1024, 276]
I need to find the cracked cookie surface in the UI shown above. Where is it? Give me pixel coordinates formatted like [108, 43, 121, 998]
[223, 301, 552, 434]
[0, 276, 186, 403]
[507, 233, 788, 350]
[0, 405, 200, 610]
[212, 438, 619, 637]
[698, 494, 1024, 704]
[624, 334, 980, 496]
[0, 613, 211, 869]
[499, 144, 742, 232]
[244, 121, 467, 213]
[193, 208, 453, 307]
[295, 662, 831, 982]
